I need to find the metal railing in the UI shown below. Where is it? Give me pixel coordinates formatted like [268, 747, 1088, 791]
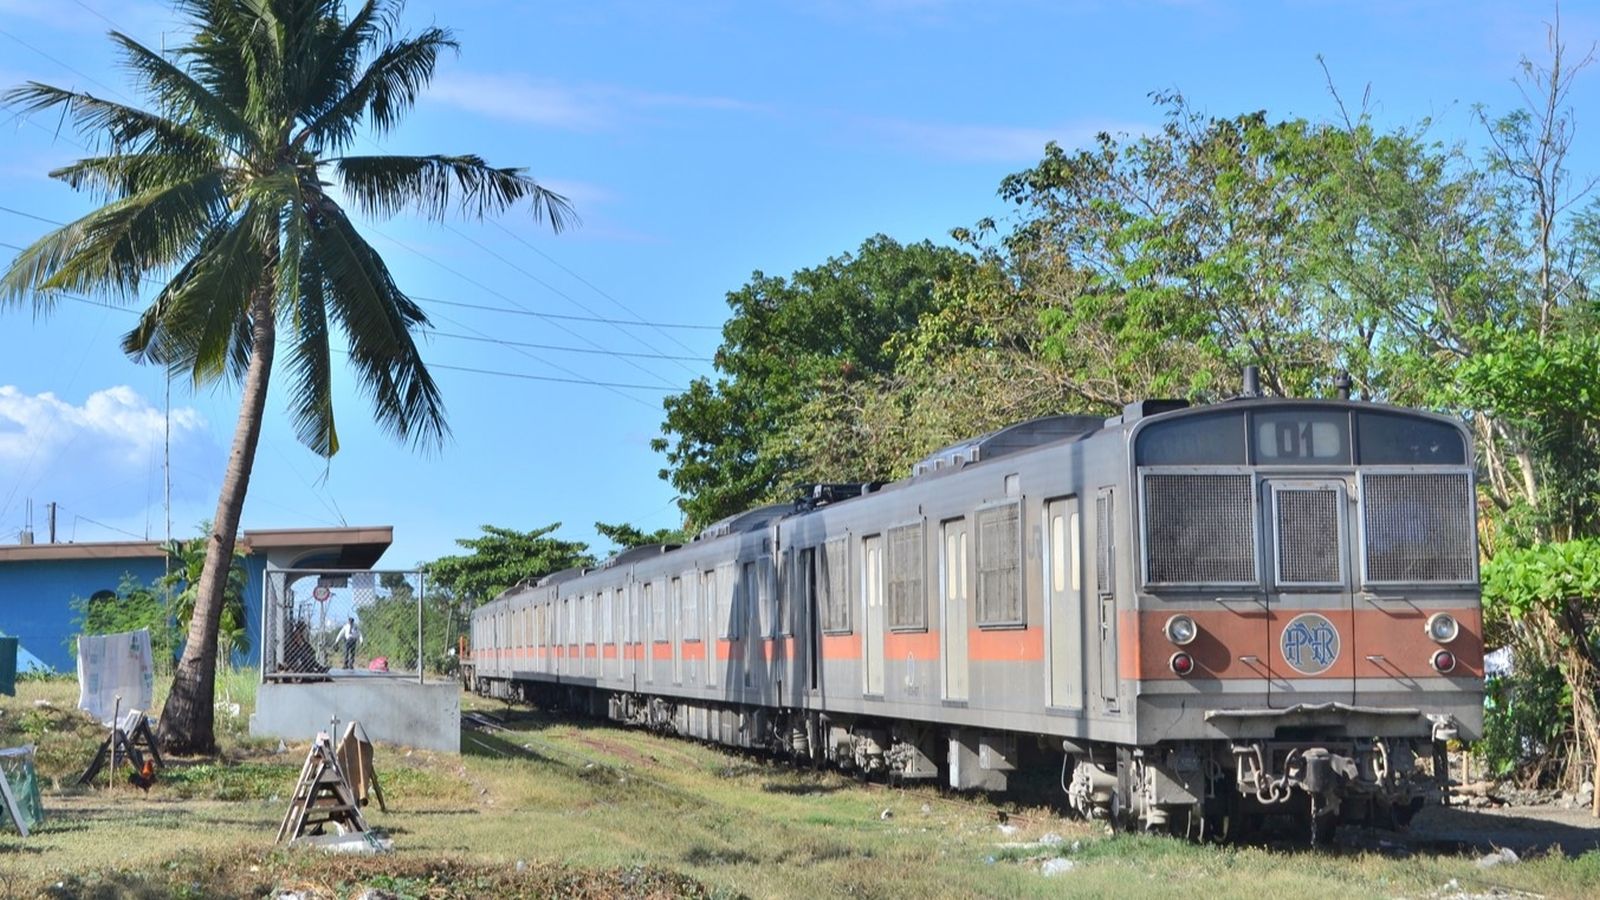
[261, 569, 430, 683]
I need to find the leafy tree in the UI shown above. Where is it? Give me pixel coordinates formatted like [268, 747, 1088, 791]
[159, 522, 249, 667]
[0, 0, 569, 753]
[423, 524, 594, 606]
[594, 520, 690, 554]
[69, 573, 179, 675]
[653, 235, 978, 527]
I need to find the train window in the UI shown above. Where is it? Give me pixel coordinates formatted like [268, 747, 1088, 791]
[778, 552, 796, 637]
[887, 523, 927, 631]
[682, 573, 700, 641]
[1361, 472, 1476, 583]
[1143, 473, 1257, 584]
[1356, 411, 1467, 464]
[1095, 491, 1113, 596]
[648, 582, 665, 642]
[1134, 412, 1247, 465]
[976, 503, 1023, 627]
[820, 539, 851, 633]
[1050, 509, 1081, 594]
[716, 563, 738, 639]
[1254, 410, 1350, 465]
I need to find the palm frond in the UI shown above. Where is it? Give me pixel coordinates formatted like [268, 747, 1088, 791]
[333, 154, 574, 229]
[282, 199, 340, 456]
[1, 171, 230, 304]
[3, 82, 222, 159]
[286, 0, 384, 127]
[295, 25, 457, 152]
[122, 202, 271, 386]
[109, 31, 257, 154]
[50, 152, 223, 203]
[303, 196, 448, 451]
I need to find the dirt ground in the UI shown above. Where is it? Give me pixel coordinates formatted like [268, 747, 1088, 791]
[1406, 802, 1600, 856]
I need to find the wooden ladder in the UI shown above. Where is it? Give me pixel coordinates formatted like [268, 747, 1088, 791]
[275, 732, 369, 844]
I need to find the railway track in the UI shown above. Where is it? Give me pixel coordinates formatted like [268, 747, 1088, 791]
[462, 706, 1048, 829]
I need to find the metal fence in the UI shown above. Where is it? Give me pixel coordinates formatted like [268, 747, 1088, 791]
[261, 569, 432, 683]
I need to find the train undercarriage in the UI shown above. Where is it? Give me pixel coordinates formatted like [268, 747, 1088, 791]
[472, 674, 1451, 843]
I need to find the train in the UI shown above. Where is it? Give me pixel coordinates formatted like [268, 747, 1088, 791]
[464, 372, 1483, 840]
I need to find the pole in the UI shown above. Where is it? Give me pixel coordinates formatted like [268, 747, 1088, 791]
[47, 502, 55, 544]
[416, 572, 425, 685]
[108, 695, 121, 792]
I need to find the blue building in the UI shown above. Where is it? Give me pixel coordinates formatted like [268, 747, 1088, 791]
[0, 526, 392, 672]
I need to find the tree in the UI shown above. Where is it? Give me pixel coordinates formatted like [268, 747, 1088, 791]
[593, 520, 690, 554]
[1, 0, 570, 753]
[653, 235, 977, 527]
[70, 574, 178, 674]
[159, 522, 249, 667]
[423, 524, 595, 606]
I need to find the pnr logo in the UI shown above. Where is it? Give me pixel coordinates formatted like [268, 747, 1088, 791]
[1281, 613, 1340, 675]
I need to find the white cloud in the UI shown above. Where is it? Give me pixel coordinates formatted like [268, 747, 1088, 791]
[0, 384, 206, 468]
[427, 71, 763, 131]
[859, 116, 1152, 163]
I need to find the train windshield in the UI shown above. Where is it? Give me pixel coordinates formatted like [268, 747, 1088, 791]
[1135, 404, 1474, 588]
[1133, 406, 1467, 466]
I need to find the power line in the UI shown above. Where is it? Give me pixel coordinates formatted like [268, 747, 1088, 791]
[0, 25, 136, 104]
[0, 243, 674, 397]
[0, 206, 717, 333]
[425, 328, 709, 361]
[412, 295, 717, 330]
[490, 220, 713, 356]
[369, 226, 676, 389]
[443, 222, 702, 379]
[0, 204, 67, 227]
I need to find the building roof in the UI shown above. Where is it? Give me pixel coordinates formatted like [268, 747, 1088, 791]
[0, 525, 393, 569]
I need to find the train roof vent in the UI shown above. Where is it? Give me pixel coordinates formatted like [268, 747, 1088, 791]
[696, 503, 790, 542]
[912, 414, 1107, 476]
[599, 541, 683, 569]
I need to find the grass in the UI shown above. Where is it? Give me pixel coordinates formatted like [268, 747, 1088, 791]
[4, 679, 1600, 898]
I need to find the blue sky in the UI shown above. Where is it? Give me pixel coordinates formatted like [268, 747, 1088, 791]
[0, 0, 1596, 569]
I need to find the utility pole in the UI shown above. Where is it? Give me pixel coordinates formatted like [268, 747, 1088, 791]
[47, 502, 56, 544]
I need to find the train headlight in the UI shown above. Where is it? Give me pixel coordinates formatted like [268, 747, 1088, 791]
[1170, 652, 1195, 676]
[1425, 613, 1459, 644]
[1164, 614, 1198, 646]
[1431, 650, 1457, 674]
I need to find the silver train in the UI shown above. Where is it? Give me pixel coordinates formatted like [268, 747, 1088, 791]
[466, 382, 1483, 838]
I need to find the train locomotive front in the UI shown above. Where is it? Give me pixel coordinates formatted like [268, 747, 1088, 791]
[1080, 393, 1482, 837]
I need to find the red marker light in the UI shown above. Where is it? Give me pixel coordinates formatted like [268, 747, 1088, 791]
[1170, 652, 1195, 676]
[1432, 650, 1457, 673]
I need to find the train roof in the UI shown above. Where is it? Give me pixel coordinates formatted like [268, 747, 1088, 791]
[599, 541, 683, 569]
[697, 503, 791, 541]
[910, 413, 1110, 478]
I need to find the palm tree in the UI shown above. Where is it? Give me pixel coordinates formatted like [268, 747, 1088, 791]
[0, 0, 570, 753]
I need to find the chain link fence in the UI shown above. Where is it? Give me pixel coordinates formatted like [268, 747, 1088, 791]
[262, 569, 439, 682]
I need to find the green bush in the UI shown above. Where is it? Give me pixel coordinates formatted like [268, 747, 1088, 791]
[1479, 662, 1572, 781]
[67, 573, 180, 674]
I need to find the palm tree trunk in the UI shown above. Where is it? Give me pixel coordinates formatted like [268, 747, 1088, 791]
[158, 284, 277, 754]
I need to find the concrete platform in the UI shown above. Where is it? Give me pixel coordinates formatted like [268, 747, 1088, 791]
[250, 679, 460, 752]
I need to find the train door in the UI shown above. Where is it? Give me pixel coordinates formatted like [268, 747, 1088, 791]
[862, 534, 885, 695]
[940, 519, 970, 701]
[1265, 478, 1356, 707]
[1094, 489, 1118, 710]
[1046, 498, 1084, 709]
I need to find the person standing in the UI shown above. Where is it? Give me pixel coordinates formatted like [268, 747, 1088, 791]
[336, 616, 363, 669]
